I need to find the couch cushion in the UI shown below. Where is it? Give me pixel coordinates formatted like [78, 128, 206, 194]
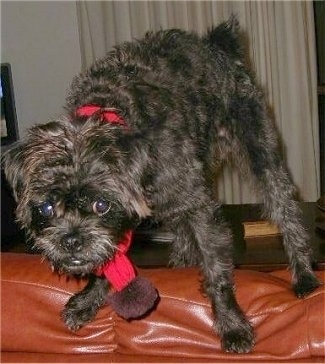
[1, 253, 324, 361]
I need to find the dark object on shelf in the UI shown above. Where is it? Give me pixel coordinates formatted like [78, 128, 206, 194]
[1, 170, 26, 251]
[316, 195, 325, 232]
[1, 63, 19, 147]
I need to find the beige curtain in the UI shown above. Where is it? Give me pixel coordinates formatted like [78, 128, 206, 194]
[76, 0, 320, 203]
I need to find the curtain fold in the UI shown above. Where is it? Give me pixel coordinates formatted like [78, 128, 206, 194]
[76, 0, 319, 203]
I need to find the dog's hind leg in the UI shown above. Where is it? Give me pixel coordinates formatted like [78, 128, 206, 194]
[62, 274, 109, 331]
[228, 87, 321, 297]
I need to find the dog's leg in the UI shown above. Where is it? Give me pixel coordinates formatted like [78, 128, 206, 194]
[260, 170, 321, 297]
[170, 202, 255, 353]
[62, 274, 109, 331]
[253, 161, 320, 297]
[229, 90, 321, 297]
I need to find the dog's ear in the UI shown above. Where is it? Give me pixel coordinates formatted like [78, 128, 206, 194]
[2, 141, 28, 201]
[129, 192, 151, 220]
[117, 181, 151, 220]
[2, 121, 66, 200]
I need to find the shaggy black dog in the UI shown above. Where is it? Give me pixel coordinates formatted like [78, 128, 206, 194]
[3, 18, 320, 353]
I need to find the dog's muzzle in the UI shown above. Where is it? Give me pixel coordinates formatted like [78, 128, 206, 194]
[59, 257, 95, 275]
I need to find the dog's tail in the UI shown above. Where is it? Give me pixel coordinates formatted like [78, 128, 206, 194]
[204, 15, 243, 60]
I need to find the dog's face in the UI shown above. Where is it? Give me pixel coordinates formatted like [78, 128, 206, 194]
[3, 118, 150, 275]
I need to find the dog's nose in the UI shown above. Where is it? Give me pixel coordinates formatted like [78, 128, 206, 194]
[62, 234, 83, 252]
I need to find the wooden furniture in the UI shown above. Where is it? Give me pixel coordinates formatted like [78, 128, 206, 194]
[131, 202, 325, 271]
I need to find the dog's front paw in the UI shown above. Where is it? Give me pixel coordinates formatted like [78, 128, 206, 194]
[293, 272, 321, 298]
[61, 295, 98, 331]
[62, 306, 94, 331]
[221, 324, 255, 354]
[222, 329, 255, 354]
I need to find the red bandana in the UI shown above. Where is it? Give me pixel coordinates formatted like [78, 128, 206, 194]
[75, 104, 135, 292]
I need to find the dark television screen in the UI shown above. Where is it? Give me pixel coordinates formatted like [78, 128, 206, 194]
[1, 63, 19, 146]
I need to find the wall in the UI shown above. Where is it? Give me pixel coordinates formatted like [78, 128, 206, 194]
[1, 1, 81, 137]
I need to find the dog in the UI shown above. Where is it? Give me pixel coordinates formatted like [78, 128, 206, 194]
[3, 18, 320, 353]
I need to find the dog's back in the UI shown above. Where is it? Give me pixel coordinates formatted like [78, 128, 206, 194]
[65, 20, 248, 173]
[65, 20, 242, 126]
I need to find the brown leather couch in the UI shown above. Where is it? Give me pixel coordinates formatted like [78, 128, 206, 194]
[1, 252, 324, 363]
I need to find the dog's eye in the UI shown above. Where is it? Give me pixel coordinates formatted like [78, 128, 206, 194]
[93, 199, 111, 216]
[38, 201, 54, 218]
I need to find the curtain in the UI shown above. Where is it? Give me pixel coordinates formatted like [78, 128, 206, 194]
[76, 0, 320, 203]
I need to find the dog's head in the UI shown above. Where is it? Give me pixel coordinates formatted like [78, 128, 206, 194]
[2, 117, 150, 275]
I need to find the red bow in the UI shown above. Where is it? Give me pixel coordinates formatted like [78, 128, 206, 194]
[75, 104, 126, 126]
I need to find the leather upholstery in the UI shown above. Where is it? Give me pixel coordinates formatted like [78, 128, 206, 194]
[1, 253, 324, 362]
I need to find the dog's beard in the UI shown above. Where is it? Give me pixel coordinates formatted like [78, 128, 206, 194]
[32, 220, 117, 276]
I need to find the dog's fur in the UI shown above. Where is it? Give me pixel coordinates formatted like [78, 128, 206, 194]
[3, 19, 320, 353]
